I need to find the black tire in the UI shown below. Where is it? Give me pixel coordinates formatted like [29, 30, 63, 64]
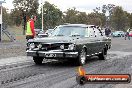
[33, 57, 43, 65]
[76, 49, 86, 66]
[98, 48, 107, 60]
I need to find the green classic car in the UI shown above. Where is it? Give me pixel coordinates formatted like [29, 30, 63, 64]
[26, 24, 111, 66]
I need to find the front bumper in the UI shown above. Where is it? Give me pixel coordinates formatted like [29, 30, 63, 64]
[26, 50, 78, 59]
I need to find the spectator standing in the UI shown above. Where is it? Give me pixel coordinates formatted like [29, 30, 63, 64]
[26, 16, 36, 41]
[125, 28, 131, 40]
[105, 27, 111, 37]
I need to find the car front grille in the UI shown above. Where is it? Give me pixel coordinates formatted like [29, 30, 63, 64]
[41, 43, 69, 51]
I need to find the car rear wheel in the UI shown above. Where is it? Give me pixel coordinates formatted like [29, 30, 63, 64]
[33, 57, 43, 65]
[98, 48, 107, 60]
[76, 49, 86, 66]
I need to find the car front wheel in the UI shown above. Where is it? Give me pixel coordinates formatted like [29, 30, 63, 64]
[98, 48, 107, 60]
[33, 57, 43, 65]
[76, 49, 86, 66]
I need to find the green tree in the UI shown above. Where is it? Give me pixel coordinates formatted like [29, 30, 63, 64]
[77, 12, 88, 24]
[93, 4, 116, 27]
[41, 1, 62, 30]
[35, 14, 42, 29]
[98, 13, 106, 27]
[87, 13, 102, 26]
[2, 7, 12, 26]
[110, 6, 128, 31]
[63, 8, 105, 26]
[10, 9, 22, 26]
[127, 13, 132, 29]
[13, 0, 39, 34]
[63, 8, 79, 23]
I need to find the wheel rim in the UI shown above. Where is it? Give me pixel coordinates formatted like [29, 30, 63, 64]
[80, 50, 86, 65]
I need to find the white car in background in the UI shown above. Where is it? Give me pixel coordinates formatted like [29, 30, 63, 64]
[112, 31, 125, 37]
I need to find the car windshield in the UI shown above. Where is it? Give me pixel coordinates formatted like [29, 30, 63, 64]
[52, 26, 86, 37]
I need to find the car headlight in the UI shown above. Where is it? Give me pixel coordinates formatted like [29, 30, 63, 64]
[37, 44, 42, 49]
[60, 44, 64, 50]
[68, 44, 76, 50]
[29, 43, 35, 49]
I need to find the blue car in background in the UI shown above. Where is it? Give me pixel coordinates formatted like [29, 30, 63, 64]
[112, 31, 125, 37]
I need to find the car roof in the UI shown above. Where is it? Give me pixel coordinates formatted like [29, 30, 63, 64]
[59, 24, 96, 28]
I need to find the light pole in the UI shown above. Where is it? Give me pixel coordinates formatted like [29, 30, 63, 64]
[0, 0, 5, 42]
[104, 4, 115, 28]
[41, 0, 44, 31]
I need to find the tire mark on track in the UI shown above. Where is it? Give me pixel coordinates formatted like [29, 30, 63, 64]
[1, 51, 131, 88]
[5, 67, 77, 88]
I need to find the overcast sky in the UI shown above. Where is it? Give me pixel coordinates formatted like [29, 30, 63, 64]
[1, 0, 132, 13]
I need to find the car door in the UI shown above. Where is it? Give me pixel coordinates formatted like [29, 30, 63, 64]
[85, 27, 97, 55]
[94, 28, 104, 53]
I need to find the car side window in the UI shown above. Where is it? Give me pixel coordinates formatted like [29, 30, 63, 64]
[95, 28, 103, 37]
[85, 28, 89, 37]
[89, 27, 95, 37]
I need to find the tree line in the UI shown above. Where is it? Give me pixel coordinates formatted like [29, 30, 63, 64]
[2, 0, 132, 34]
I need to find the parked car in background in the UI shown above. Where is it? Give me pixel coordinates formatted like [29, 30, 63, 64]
[112, 31, 125, 37]
[34, 29, 42, 35]
[37, 31, 48, 38]
[26, 24, 111, 66]
[36, 29, 55, 38]
[45, 29, 54, 36]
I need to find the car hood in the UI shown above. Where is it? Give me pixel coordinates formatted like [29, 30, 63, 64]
[28, 36, 80, 43]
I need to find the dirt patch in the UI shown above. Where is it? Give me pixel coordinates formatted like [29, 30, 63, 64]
[0, 41, 26, 59]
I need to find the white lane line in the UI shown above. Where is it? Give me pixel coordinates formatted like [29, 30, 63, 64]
[0, 64, 34, 72]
